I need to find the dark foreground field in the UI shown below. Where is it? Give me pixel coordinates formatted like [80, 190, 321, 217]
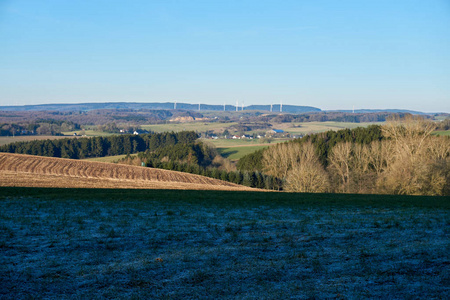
[0, 188, 449, 299]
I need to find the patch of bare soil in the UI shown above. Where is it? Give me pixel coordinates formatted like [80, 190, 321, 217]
[0, 153, 257, 191]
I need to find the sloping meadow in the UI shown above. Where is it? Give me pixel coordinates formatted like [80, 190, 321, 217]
[0, 188, 448, 298]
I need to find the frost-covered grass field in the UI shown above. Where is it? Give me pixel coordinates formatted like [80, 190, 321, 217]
[1, 188, 449, 299]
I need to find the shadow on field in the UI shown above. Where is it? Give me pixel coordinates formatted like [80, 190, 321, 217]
[217, 149, 238, 159]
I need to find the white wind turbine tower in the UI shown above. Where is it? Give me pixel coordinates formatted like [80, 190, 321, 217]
[236, 100, 238, 112]
[223, 102, 226, 111]
[242, 100, 244, 111]
[270, 103, 273, 112]
[198, 103, 201, 111]
[280, 100, 283, 112]
[174, 101, 177, 110]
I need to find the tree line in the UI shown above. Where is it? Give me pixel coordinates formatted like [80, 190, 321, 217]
[118, 141, 281, 190]
[237, 125, 383, 172]
[0, 131, 198, 159]
[239, 117, 449, 196]
[0, 109, 174, 126]
[0, 120, 80, 136]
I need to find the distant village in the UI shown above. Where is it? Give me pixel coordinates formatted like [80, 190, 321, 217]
[94, 127, 305, 141]
[200, 129, 304, 140]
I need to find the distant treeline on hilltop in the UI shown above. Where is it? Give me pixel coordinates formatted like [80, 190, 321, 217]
[0, 102, 321, 113]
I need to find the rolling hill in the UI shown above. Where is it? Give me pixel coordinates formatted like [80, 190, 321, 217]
[0, 101, 322, 113]
[0, 153, 257, 191]
[0, 102, 436, 114]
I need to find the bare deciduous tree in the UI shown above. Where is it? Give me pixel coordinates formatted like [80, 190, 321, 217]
[264, 115, 449, 195]
[263, 143, 301, 179]
[284, 142, 330, 193]
[377, 116, 449, 195]
[349, 143, 375, 193]
[382, 114, 436, 156]
[328, 142, 352, 193]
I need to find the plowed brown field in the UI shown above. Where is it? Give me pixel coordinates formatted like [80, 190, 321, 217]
[0, 153, 257, 191]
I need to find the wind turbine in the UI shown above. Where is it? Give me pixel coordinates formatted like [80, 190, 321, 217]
[236, 100, 238, 112]
[280, 100, 283, 112]
[174, 101, 177, 110]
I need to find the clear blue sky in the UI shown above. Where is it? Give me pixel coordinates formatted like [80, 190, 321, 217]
[1, 0, 449, 112]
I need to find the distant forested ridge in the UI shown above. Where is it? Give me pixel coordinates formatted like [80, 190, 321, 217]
[0, 102, 322, 113]
[0, 110, 175, 126]
[0, 131, 198, 159]
[1, 120, 81, 136]
[1, 101, 440, 115]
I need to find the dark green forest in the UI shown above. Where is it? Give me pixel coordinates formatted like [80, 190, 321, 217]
[0, 131, 198, 159]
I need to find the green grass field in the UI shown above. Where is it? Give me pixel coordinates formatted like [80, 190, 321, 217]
[278, 121, 384, 135]
[433, 130, 450, 136]
[61, 130, 114, 136]
[434, 116, 449, 121]
[217, 145, 269, 160]
[0, 135, 74, 146]
[83, 154, 135, 163]
[206, 138, 286, 161]
[206, 138, 287, 148]
[1, 187, 448, 298]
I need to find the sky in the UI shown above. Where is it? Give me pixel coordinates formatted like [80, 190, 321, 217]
[0, 0, 449, 112]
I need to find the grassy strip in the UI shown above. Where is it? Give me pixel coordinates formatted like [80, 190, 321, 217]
[61, 130, 114, 136]
[274, 121, 384, 134]
[0, 135, 72, 146]
[217, 145, 269, 161]
[432, 130, 450, 136]
[207, 138, 287, 147]
[1, 187, 448, 208]
[83, 154, 135, 163]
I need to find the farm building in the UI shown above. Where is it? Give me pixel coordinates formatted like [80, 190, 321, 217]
[267, 129, 289, 138]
